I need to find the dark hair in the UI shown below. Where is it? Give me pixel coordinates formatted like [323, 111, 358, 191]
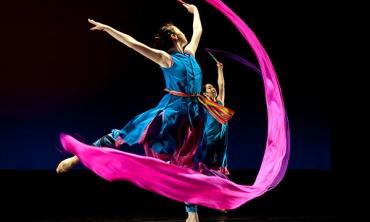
[202, 84, 207, 93]
[153, 23, 176, 52]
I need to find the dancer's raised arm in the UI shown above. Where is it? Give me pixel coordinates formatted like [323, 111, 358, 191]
[216, 62, 225, 104]
[179, 2, 202, 55]
[88, 19, 172, 68]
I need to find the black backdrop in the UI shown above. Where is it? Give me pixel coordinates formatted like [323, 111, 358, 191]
[0, 0, 351, 220]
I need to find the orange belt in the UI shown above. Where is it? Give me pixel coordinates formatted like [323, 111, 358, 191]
[165, 89, 235, 124]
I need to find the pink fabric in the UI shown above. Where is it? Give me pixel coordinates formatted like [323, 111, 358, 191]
[61, 134, 263, 210]
[205, 0, 290, 189]
[60, 0, 290, 210]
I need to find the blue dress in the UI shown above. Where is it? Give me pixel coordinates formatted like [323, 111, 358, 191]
[204, 100, 228, 170]
[109, 51, 207, 167]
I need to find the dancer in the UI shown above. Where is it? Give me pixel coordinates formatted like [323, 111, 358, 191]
[56, 2, 233, 221]
[57, 1, 204, 173]
[202, 59, 230, 176]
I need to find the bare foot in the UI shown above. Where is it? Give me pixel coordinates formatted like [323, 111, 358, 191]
[186, 212, 199, 222]
[56, 156, 79, 173]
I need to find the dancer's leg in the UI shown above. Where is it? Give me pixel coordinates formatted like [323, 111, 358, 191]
[185, 203, 199, 222]
[56, 133, 116, 173]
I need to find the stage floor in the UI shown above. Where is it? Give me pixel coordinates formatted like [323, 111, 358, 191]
[2, 170, 367, 221]
[19, 215, 364, 222]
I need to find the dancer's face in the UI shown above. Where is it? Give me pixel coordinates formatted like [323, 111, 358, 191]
[203, 84, 217, 100]
[170, 25, 188, 47]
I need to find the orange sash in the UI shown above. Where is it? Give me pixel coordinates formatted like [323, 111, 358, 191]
[165, 89, 235, 124]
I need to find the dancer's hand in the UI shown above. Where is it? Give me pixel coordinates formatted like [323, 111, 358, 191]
[88, 18, 110, 31]
[217, 62, 224, 71]
[178, 1, 198, 14]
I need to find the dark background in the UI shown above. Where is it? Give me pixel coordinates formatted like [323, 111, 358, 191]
[1, 0, 357, 221]
[0, 0, 329, 170]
